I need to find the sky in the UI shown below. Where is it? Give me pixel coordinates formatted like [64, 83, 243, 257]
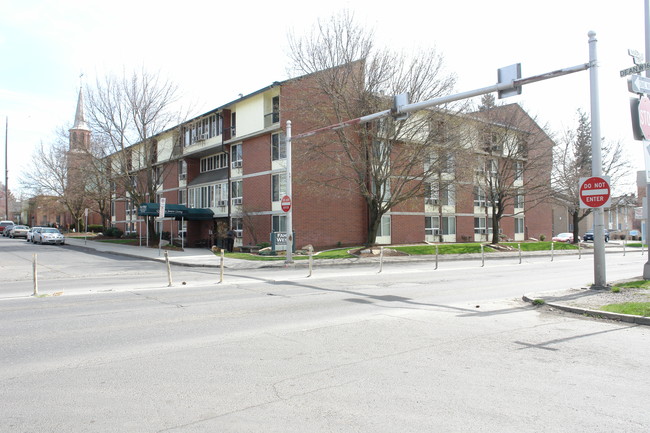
[1, 0, 647, 196]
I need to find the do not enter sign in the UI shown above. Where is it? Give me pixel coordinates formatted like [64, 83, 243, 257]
[579, 176, 611, 209]
[281, 195, 291, 212]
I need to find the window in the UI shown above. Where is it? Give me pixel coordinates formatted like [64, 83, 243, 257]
[231, 144, 242, 168]
[272, 174, 286, 202]
[474, 217, 486, 234]
[514, 161, 523, 182]
[273, 215, 287, 232]
[474, 217, 494, 234]
[514, 191, 524, 209]
[231, 112, 237, 137]
[426, 182, 455, 206]
[425, 216, 456, 236]
[201, 153, 229, 172]
[231, 180, 242, 204]
[272, 96, 280, 123]
[181, 113, 222, 147]
[231, 217, 243, 237]
[215, 183, 228, 205]
[474, 187, 487, 207]
[179, 160, 187, 180]
[271, 133, 285, 161]
[377, 215, 391, 237]
[515, 218, 525, 234]
[178, 189, 186, 206]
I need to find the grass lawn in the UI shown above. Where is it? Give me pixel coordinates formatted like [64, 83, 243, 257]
[97, 239, 139, 245]
[502, 241, 580, 251]
[601, 302, 650, 317]
[392, 244, 491, 255]
[614, 280, 650, 289]
[216, 248, 356, 261]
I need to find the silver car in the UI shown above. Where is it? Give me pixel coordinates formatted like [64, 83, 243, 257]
[32, 227, 65, 245]
[10, 225, 29, 238]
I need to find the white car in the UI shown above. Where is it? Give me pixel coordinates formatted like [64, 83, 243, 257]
[32, 227, 65, 245]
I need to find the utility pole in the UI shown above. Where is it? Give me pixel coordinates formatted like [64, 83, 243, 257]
[644, 0, 650, 279]
[4, 116, 8, 220]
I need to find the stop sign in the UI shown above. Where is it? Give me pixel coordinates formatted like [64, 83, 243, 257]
[639, 95, 650, 139]
[281, 195, 291, 212]
[579, 176, 611, 209]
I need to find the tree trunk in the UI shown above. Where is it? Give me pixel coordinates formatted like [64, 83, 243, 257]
[366, 203, 381, 247]
[571, 210, 581, 244]
[491, 211, 500, 244]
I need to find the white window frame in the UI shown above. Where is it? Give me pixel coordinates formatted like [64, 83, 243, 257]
[271, 133, 286, 161]
[272, 174, 287, 202]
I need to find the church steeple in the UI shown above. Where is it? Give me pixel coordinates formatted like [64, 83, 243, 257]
[69, 87, 91, 152]
[71, 88, 90, 132]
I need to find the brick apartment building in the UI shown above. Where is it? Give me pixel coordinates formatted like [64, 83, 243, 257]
[109, 66, 554, 250]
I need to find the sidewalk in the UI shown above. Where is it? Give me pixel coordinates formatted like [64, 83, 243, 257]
[63, 237, 650, 325]
[64, 236, 641, 270]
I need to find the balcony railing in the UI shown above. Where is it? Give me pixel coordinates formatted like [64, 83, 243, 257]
[264, 111, 280, 128]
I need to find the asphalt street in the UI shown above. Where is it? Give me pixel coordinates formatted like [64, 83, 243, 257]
[1, 237, 649, 432]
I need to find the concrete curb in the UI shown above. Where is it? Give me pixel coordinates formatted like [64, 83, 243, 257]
[521, 294, 650, 326]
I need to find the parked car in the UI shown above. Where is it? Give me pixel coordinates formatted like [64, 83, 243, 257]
[32, 227, 65, 245]
[582, 229, 609, 242]
[552, 232, 574, 243]
[26, 227, 41, 243]
[2, 223, 15, 237]
[0, 220, 14, 234]
[9, 225, 29, 239]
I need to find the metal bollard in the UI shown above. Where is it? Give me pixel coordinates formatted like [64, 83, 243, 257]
[481, 244, 485, 267]
[518, 243, 522, 264]
[220, 250, 224, 283]
[435, 245, 439, 270]
[308, 246, 314, 277]
[33, 253, 38, 296]
[551, 241, 554, 262]
[378, 246, 384, 273]
[164, 251, 173, 287]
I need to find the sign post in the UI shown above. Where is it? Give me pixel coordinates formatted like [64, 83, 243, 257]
[158, 198, 166, 257]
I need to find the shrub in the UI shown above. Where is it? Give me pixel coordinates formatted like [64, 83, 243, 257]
[539, 234, 546, 241]
[257, 242, 271, 249]
[88, 225, 105, 233]
[104, 227, 124, 238]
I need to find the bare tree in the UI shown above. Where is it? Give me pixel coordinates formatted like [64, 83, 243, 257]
[471, 102, 555, 244]
[20, 133, 87, 228]
[287, 11, 460, 246]
[86, 68, 183, 239]
[553, 109, 632, 243]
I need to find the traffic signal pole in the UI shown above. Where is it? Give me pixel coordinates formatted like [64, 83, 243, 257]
[589, 31, 607, 289]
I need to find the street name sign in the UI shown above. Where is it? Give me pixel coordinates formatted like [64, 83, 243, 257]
[620, 62, 650, 77]
[579, 176, 611, 209]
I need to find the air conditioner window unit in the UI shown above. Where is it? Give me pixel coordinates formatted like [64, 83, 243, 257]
[234, 230, 243, 238]
[232, 160, 242, 168]
[179, 173, 186, 180]
[217, 200, 227, 207]
[233, 198, 243, 205]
